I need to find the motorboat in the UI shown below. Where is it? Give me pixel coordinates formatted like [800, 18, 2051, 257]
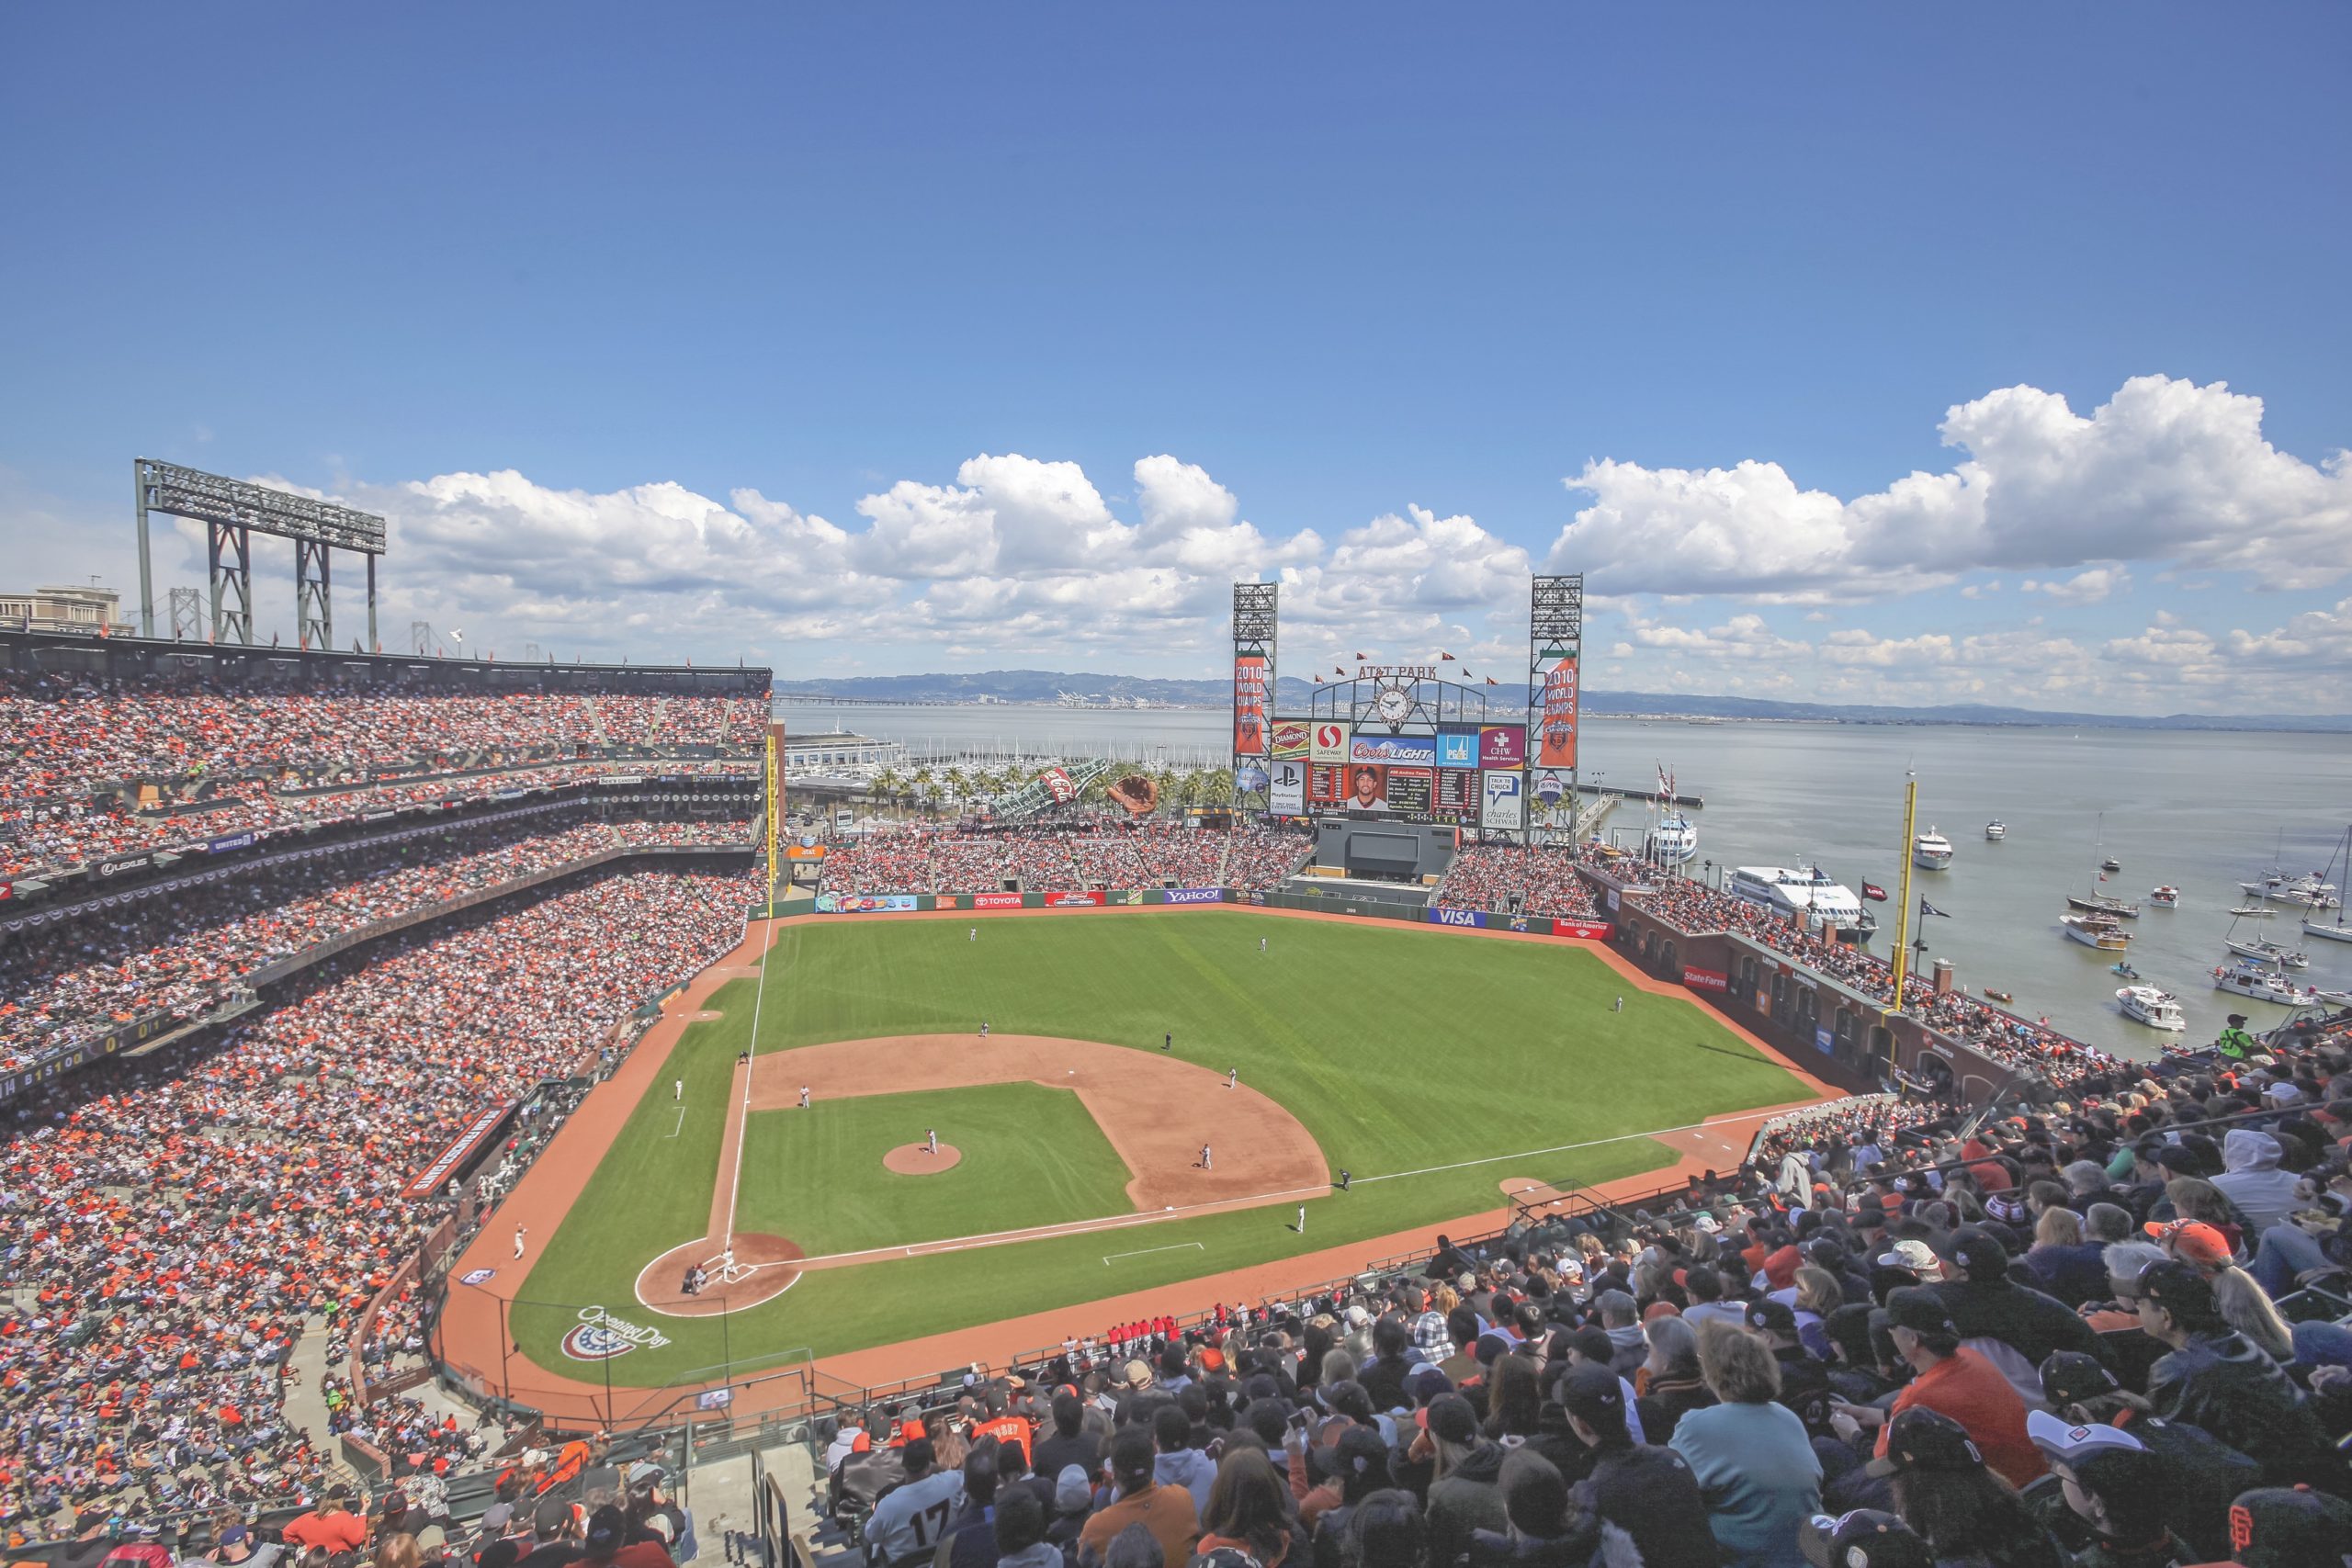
[2224, 935, 2308, 968]
[2148, 886, 2179, 908]
[1913, 828, 1953, 870]
[1645, 810, 1700, 866]
[2062, 913, 2131, 952]
[2109, 960, 2139, 979]
[2100, 856, 2121, 873]
[2227, 905, 2275, 919]
[2116, 986, 2187, 1032]
[2240, 870, 2342, 909]
[2066, 893, 2142, 919]
[1727, 864, 1876, 941]
[2211, 962, 2312, 1006]
[1984, 820, 2006, 840]
[1982, 987, 2014, 1003]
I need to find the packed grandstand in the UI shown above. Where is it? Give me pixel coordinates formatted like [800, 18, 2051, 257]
[5, 637, 2351, 1568]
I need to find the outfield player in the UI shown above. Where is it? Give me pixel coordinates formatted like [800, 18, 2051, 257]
[1163, 1031, 1171, 1052]
[1296, 1205, 1306, 1233]
[969, 927, 976, 942]
[673, 1077, 683, 1101]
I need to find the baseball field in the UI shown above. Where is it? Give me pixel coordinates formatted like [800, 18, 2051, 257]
[492, 908, 1817, 1395]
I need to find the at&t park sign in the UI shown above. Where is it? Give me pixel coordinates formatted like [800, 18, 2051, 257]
[1353, 664, 1439, 681]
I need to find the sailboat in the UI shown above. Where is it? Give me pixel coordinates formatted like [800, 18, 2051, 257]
[2224, 910, 2309, 968]
[2304, 824, 2352, 946]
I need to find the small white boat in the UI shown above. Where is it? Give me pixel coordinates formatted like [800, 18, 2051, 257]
[2211, 963, 2312, 1006]
[2100, 856, 2121, 873]
[2063, 914, 2132, 952]
[1913, 828, 1953, 870]
[1984, 820, 2007, 841]
[2228, 905, 2275, 918]
[2117, 985, 2187, 1031]
[2148, 886, 2179, 908]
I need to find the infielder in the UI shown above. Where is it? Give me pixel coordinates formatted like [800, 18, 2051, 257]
[1227, 1066, 1238, 1089]
[798, 1085, 810, 1109]
[1200, 1144, 1212, 1170]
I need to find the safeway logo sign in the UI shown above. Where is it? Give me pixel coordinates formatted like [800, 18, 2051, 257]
[1309, 723, 1350, 762]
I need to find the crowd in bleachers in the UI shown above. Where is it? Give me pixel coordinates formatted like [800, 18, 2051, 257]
[1433, 846, 1601, 920]
[819, 825, 1316, 898]
[0, 862, 756, 1535]
[1, 807, 755, 1076]
[0, 671, 763, 878]
[1635, 876, 2126, 1092]
[825, 1015, 2352, 1568]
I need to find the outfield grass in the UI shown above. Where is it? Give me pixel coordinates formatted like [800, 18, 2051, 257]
[515, 910, 1808, 1379]
[731, 1083, 1134, 1254]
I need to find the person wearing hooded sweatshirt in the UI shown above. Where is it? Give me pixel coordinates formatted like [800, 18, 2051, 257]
[1929, 1229, 2111, 1383]
[1417, 1394, 1508, 1568]
[1149, 1405, 1216, 1516]
[2133, 1261, 2344, 1495]
[1464, 1450, 1596, 1568]
[2211, 1129, 2301, 1231]
[1556, 1365, 1718, 1568]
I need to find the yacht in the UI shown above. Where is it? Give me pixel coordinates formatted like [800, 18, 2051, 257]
[1727, 865, 1876, 941]
[2062, 913, 2131, 952]
[1645, 810, 1700, 866]
[2066, 892, 2142, 919]
[2297, 827, 2350, 942]
[2307, 916, 2352, 945]
[2227, 905, 2275, 919]
[1984, 820, 2006, 840]
[1912, 828, 1953, 870]
[2240, 870, 2342, 909]
[2100, 855, 2121, 873]
[2211, 962, 2313, 1006]
[2148, 886, 2179, 908]
[2116, 986, 2187, 1032]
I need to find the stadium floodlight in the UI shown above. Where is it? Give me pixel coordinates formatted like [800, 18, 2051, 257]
[133, 457, 387, 650]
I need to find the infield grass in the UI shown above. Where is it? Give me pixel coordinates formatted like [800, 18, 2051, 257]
[732, 1084, 1133, 1254]
[516, 910, 1810, 1379]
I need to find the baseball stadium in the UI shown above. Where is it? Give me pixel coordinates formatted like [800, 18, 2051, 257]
[6, 487, 2347, 1563]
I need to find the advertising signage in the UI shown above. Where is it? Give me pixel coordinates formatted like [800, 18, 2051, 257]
[1233, 654, 1270, 755]
[1436, 728, 1480, 770]
[1478, 725, 1526, 768]
[1349, 732, 1436, 766]
[1535, 656, 1578, 768]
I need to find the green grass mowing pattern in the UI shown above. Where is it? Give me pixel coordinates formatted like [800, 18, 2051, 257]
[518, 911, 1807, 1379]
[731, 1083, 1134, 1254]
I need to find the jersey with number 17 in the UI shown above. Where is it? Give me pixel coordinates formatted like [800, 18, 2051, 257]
[865, 1469, 966, 1565]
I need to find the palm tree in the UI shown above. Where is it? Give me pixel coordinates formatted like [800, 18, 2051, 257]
[943, 765, 968, 809]
[910, 765, 936, 818]
[868, 767, 903, 821]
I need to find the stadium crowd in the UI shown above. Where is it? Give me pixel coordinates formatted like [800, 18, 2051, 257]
[0, 862, 759, 1536]
[826, 1012, 2352, 1568]
[0, 671, 763, 878]
[1, 808, 756, 1075]
[1433, 847, 1601, 920]
[1635, 877, 2126, 1091]
[819, 826, 1316, 898]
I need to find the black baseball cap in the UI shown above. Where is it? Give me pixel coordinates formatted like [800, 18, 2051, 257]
[2226, 1485, 2352, 1568]
[1864, 1407, 1984, 1478]
[1745, 1298, 1798, 1337]
[1882, 1287, 1958, 1338]
[1566, 1325, 1614, 1365]
[1797, 1511, 1931, 1568]
[1418, 1393, 1478, 1446]
[2036, 1350, 2120, 1412]
[583, 1506, 627, 1556]
[1556, 1364, 1625, 1434]
[1949, 1229, 2009, 1281]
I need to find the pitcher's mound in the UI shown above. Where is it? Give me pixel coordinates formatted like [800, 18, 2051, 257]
[886, 1143, 963, 1173]
[637, 1232, 804, 1316]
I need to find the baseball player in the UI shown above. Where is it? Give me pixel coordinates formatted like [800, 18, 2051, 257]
[799, 1085, 810, 1109]
[673, 1077, 683, 1101]
[927, 1128, 939, 1155]
[1227, 1066, 1238, 1089]
[1613, 996, 1623, 1012]
[1296, 1205, 1306, 1233]
[513, 1224, 526, 1260]
[1200, 1145, 1212, 1170]
[980, 1021, 990, 1040]
[1260, 937, 1267, 953]
[1163, 1032, 1172, 1052]
[722, 1246, 736, 1274]
[969, 927, 977, 942]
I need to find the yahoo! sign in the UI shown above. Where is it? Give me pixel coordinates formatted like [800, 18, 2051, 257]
[1162, 887, 1225, 905]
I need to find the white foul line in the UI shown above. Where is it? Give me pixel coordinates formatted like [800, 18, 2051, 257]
[1103, 1242, 1205, 1266]
[721, 919, 775, 1251]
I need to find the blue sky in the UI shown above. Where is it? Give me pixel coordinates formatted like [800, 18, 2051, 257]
[3, 4, 2347, 711]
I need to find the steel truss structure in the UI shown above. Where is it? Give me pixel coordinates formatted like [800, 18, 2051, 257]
[133, 458, 387, 649]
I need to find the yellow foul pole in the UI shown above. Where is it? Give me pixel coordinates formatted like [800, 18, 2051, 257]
[764, 730, 780, 912]
[1885, 776, 1918, 1071]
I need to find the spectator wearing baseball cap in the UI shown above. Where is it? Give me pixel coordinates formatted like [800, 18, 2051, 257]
[1668, 1320, 1822, 1568]
[1928, 1229, 2111, 1397]
[2214, 1486, 2352, 1568]
[1794, 1510, 1930, 1568]
[1863, 1408, 2063, 1568]
[2026, 1411, 2190, 1568]
[1847, 1288, 2044, 1490]
[2133, 1262, 2342, 1494]
[579, 1505, 672, 1568]
[1743, 1298, 1835, 1439]
[2143, 1219, 2234, 1273]
[1555, 1364, 1716, 1568]
[1078, 1427, 1199, 1568]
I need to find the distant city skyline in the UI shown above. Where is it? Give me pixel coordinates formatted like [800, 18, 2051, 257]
[3, 5, 2346, 715]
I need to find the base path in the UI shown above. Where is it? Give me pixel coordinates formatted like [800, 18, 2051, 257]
[885, 1143, 963, 1173]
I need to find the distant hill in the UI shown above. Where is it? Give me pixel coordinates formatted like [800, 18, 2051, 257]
[772, 670, 2352, 732]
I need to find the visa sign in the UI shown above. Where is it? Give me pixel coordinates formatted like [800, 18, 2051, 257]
[1430, 908, 1484, 928]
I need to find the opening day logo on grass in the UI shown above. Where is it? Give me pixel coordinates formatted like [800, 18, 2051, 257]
[560, 1305, 672, 1361]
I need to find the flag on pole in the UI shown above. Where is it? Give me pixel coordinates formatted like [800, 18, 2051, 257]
[1920, 898, 1953, 919]
[1860, 881, 1889, 902]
